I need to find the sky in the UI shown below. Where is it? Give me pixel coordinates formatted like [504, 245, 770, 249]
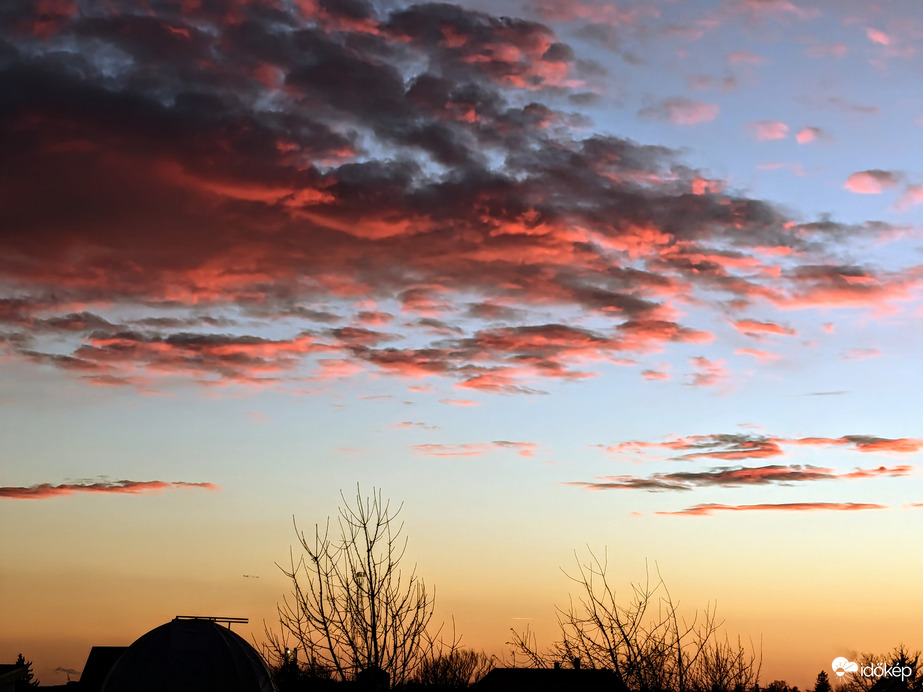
[2, 0, 923, 687]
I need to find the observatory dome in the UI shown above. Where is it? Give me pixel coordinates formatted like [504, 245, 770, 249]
[101, 617, 276, 692]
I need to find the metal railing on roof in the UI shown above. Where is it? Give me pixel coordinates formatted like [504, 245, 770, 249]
[173, 615, 249, 629]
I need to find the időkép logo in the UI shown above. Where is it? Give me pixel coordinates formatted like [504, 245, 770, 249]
[832, 657, 913, 681]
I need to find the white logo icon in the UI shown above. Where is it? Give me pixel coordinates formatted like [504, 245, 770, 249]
[833, 657, 859, 677]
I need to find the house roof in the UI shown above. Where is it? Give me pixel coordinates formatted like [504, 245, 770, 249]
[79, 646, 128, 692]
[0, 663, 28, 685]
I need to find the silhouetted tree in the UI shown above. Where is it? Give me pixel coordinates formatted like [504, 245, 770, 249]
[413, 647, 495, 689]
[815, 670, 832, 692]
[765, 680, 791, 692]
[15, 654, 39, 689]
[509, 548, 760, 692]
[693, 634, 762, 692]
[274, 486, 436, 688]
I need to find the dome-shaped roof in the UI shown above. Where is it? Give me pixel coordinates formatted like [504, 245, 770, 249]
[101, 618, 277, 692]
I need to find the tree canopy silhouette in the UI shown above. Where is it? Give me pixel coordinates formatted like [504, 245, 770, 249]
[413, 647, 494, 689]
[814, 670, 832, 692]
[15, 653, 39, 689]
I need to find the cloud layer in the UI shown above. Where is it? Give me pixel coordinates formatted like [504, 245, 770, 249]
[601, 433, 923, 460]
[584, 429, 919, 516]
[0, 0, 920, 397]
[0, 480, 218, 500]
[572, 463, 912, 492]
[656, 502, 888, 516]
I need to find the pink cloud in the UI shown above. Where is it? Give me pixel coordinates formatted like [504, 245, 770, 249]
[895, 185, 923, 211]
[796, 126, 821, 144]
[642, 369, 670, 380]
[840, 465, 913, 480]
[638, 98, 719, 125]
[750, 121, 789, 141]
[656, 502, 888, 516]
[842, 348, 881, 360]
[774, 264, 920, 311]
[0, 479, 218, 500]
[843, 170, 901, 194]
[735, 0, 819, 21]
[691, 177, 724, 195]
[493, 440, 539, 457]
[866, 28, 892, 45]
[439, 398, 481, 406]
[687, 356, 728, 387]
[315, 359, 365, 378]
[728, 50, 764, 64]
[527, 0, 652, 25]
[735, 347, 779, 360]
[246, 411, 269, 424]
[618, 319, 713, 351]
[732, 319, 796, 337]
[789, 436, 923, 454]
[356, 310, 393, 326]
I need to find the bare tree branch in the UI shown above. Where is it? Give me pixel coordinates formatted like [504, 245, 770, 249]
[273, 486, 436, 687]
[509, 548, 761, 692]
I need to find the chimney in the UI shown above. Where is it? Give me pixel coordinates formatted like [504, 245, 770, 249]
[572, 657, 581, 670]
[554, 662, 561, 670]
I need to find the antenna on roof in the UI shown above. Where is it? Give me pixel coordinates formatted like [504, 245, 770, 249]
[174, 616, 249, 630]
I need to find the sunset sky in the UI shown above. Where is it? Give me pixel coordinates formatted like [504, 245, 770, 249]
[2, 0, 923, 686]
